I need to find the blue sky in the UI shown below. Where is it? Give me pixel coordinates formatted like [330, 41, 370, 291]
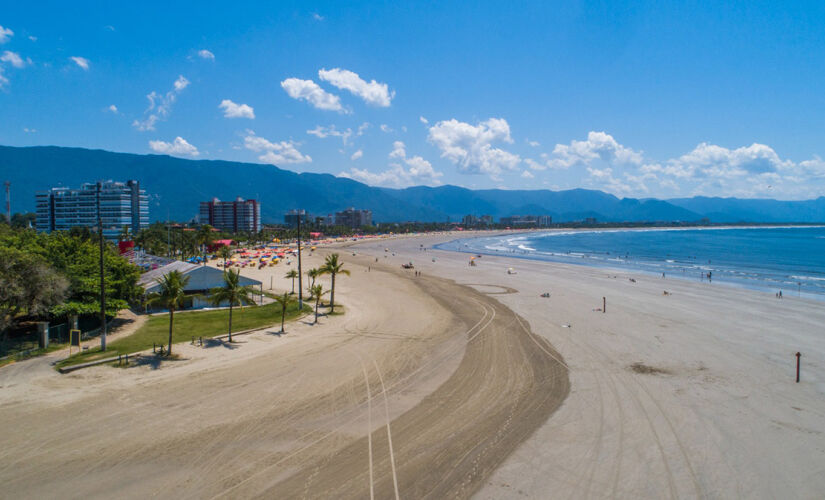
[2, 1, 825, 199]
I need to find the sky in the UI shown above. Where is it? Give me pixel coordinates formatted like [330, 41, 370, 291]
[2, 1, 825, 200]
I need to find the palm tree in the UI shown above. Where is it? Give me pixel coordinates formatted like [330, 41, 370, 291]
[197, 224, 214, 265]
[118, 225, 131, 242]
[209, 269, 256, 342]
[306, 267, 321, 296]
[311, 284, 329, 324]
[218, 245, 232, 268]
[320, 253, 349, 313]
[146, 271, 190, 356]
[273, 292, 296, 333]
[285, 269, 299, 294]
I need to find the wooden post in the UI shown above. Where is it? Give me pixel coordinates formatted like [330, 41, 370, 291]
[603, 297, 606, 313]
[796, 352, 801, 383]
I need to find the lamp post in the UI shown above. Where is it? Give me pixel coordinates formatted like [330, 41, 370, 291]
[297, 215, 303, 309]
[96, 182, 107, 351]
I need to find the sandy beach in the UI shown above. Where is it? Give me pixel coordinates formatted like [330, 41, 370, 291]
[1, 232, 824, 498]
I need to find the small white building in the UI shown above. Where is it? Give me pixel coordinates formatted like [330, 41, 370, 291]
[138, 261, 263, 311]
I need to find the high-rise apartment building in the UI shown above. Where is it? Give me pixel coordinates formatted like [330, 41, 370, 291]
[334, 207, 372, 228]
[199, 197, 261, 233]
[35, 180, 148, 239]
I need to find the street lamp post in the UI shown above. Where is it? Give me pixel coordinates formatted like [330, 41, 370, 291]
[297, 215, 303, 309]
[96, 182, 107, 351]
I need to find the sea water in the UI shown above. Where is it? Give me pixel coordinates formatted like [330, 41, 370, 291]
[436, 226, 825, 298]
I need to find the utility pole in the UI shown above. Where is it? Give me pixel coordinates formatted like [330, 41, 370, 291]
[297, 214, 303, 309]
[97, 182, 107, 351]
[4, 181, 10, 223]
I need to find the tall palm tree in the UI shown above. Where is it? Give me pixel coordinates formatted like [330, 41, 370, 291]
[311, 284, 329, 324]
[197, 224, 214, 265]
[209, 269, 256, 342]
[320, 253, 349, 313]
[273, 292, 296, 333]
[285, 269, 299, 294]
[146, 271, 190, 356]
[306, 267, 321, 296]
[218, 245, 232, 268]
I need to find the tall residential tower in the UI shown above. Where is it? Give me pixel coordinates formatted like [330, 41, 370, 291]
[35, 180, 148, 239]
[199, 197, 261, 233]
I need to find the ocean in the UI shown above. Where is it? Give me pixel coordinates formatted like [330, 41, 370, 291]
[436, 226, 825, 298]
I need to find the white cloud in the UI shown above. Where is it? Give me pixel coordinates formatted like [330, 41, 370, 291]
[149, 137, 200, 157]
[541, 131, 644, 170]
[133, 75, 190, 131]
[521, 170, 534, 179]
[307, 124, 351, 144]
[527, 139, 540, 147]
[535, 131, 825, 199]
[243, 130, 311, 164]
[0, 67, 7, 89]
[389, 140, 406, 159]
[351, 149, 363, 160]
[427, 117, 521, 176]
[281, 77, 345, 112]
[219, 99, 255, 119]
[173, 75, 189, 91]
[661, 142, 793, 179]
[28, 35, 36, 42]
[0, 26, 12, 44]
[307, 123, 368, 145]
[106, 104, 118, 113]
[340, 140, 442, 187]
[69, 56, 90, 70]
[419, 116, 428, 124]
[380, 124, 393, 133]
[318, 68, 394, 107]
[198, 49, 215, 61]
[1, 51, 25, 68]
[312, 13, 324, 21]
[23, 127, 36, 133]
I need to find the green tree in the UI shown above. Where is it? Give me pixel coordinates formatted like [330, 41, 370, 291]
[145, 271, 189, 356]
[10, 212, 36, 229]
[311, 284, 328, 324]
[209, 269, 256, 342]
[0, 247, 68, 340]
[273, 292, 296, 333]
[118, 225, 131, 242]
[285, 269, 299, 294]
[320, 253, 349, 313]
[197, 224, 214, 265]
[218, 245, 232, 268]
[306, 267, 321, 296]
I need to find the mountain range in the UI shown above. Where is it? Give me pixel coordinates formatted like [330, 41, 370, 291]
[2, 145, 825, 224]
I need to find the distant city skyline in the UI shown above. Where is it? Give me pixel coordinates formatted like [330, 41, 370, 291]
[2, 2, 825, 200]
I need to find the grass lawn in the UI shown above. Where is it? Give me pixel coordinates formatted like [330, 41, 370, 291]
[57, 302, 310, 368]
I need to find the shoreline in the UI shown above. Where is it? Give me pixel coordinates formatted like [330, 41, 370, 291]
[434, 226, 825, 301]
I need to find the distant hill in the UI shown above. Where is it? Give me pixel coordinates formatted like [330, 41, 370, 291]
[2, 145, 825, 223]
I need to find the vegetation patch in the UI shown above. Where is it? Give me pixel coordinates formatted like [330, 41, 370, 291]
[57, 301, 309, 368]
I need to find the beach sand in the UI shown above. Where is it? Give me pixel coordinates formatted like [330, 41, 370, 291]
[0, 233, 823, 498]
[358, 232, 825, 499]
